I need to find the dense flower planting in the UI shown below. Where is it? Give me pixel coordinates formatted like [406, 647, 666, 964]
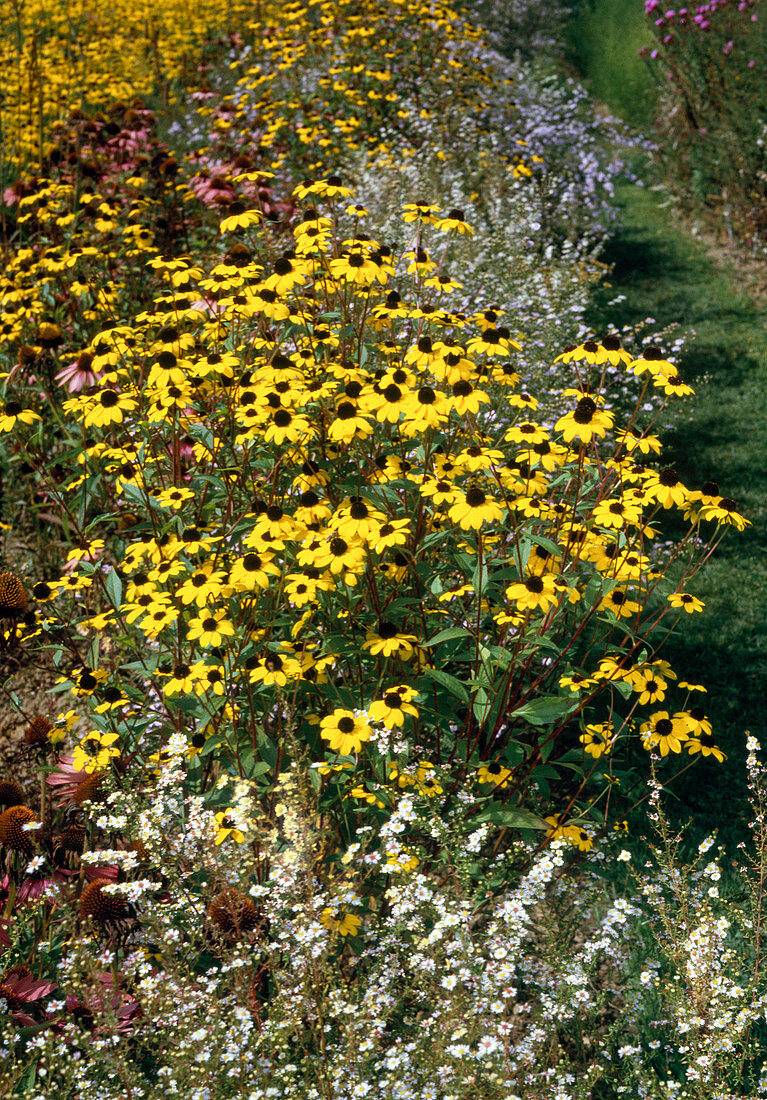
[0, 1, 761, 1097]
[643, 0, 767, 246]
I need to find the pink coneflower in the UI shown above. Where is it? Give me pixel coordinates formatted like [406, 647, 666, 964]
[0, 965, 57, 1026]
[47, 754, 105, 805]
[56, 351, 104, 394]
[65, 972, 141, 1032]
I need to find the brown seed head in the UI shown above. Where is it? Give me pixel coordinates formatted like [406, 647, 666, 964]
[74, 773, 105, 806]
[0, 574, 27, 619]
[207, 888, 265, 939]
[25, 715, 53, 747]
[0, 981, 23, 1011]
[0, 780, 25, 808]
[58, 823, 86, 855]
[79, 880, 130, 925]
[0, 805, 39, 854]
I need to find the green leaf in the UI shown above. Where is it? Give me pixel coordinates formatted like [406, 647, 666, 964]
[476, 805, 547, 830]
[422, 667, 470, 704]
[510, 695, 576, 727]
[473, 686, 492, 726]
[424, 626, 471, 648]
[104, 568, 122, 608]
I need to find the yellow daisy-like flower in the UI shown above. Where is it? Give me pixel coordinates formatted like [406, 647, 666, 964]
[187, 611, 236, 648]
[83, 387, 137, 428]
[368, 685, 418, 729]
[319, 709, 372, 755]
[640, 711, 688, 756]
[643, 468, 689, 509]
[363, 622, 419, 659]
[476, 760, 513, 787]
[0, 401, 42, 432]
[555, 397, 614, 444]
[153, 486, 196, 509]
[686, 731, 725, 763]
[592, 497, 643, 529]
[448, 486, 504, 530]
[599, 587, 640, 620]
[579, 722, 615, 758]
[505, 573, 559, 613]
[544, 815, 593, 851]
[71, 730, 120, 773]
[699, 497, 750, 530]
[668, 592, 704, 613]
[321, 906, 362, 936]
[214, 809, 246, 846]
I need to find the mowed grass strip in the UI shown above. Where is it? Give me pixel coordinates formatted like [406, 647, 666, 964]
[587, 180, 767, 844]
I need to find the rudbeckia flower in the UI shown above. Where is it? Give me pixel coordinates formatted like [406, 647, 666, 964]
[214, 809, 246, 846]
[640, 712, 688, 756]
[668, 592, 704, 613]
[448, 486, 504, 530]
[436, 208, 474, 235]
[599, 587, 640, 620]
[321, 906, 362, 936]
[699, 497, 750, 530]
[0, 402, 42, 432]
[83, 387, 137, 428]
[579, 722, 615, 758]
[555, 397, 614, 444]
[686, 731, 725, 762]
[187, 612, 236, 648]
[72, 731, 120, 773]
[592, 497, 643, 529]
[363, 621, 419, 659]
[320, 709, 372, 754]
[642, 468, 689, 509]
[368, 685, 418, 729]
[476, 760, 513, 787]
[505, 573, 559, 613]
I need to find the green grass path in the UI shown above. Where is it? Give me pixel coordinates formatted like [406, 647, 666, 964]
[587, 181, 767, 842]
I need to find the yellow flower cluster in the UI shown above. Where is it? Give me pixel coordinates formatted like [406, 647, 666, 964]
[0, 0, 255, 169]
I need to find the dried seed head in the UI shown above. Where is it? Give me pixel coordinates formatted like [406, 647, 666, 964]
[207, 888, 265, 939]
[0, 574, 27, 619]
[74, 773, 104, 806]
[79, 880, 130, 926]
[0, 780, 25, 808]
[57, 823, 86, 855]
[0, 805, 39, 854]
[0, 980, 23, 1011]
[25, 715, 53, 747]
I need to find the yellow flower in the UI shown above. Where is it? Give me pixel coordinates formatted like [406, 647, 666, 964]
[368, 685, 418, 729]
[505, 573, 559, 613]
[555, 397, 614, 444]
[448, 486, 504, 530]
[187, 611, 236, 648]
[668, 592, 704, 613]
[477, 760, 513, 787]
[0, 402, 42, 432]
[214, 809, 246, 846]
[579, 722, 615, 758]
[321, 906, 362, 936]
[72, 730, 120, 773]
[640, 711, 688, 756]
[363, 622, 419, 659]
[320, 710, 372, 755]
